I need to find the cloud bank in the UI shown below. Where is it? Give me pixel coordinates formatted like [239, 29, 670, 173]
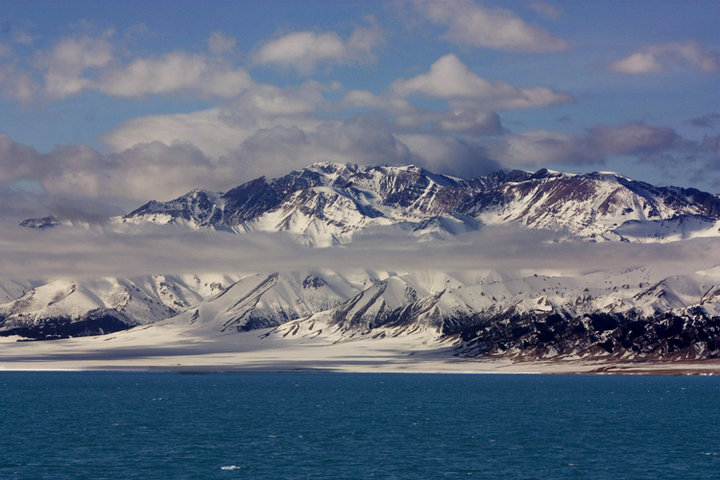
[1, 221, 718, 281]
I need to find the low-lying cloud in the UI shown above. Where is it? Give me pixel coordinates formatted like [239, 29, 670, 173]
[0, 223, 716, 282]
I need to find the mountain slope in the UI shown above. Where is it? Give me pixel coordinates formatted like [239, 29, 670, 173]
[267, 268, 720, 360]
[0, 274, 239, 340]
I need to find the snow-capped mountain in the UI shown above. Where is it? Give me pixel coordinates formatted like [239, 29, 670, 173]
[115, 163, 720, 244]
[266, 267, 720, 359]
[3, 267, 718, 360]
[7, 163, 720, 362]
[24, 162, 720, 245]
[0, 274, 240, 339]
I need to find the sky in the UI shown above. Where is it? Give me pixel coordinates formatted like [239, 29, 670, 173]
[0, 1, 718, 280]
[0, 0, 718, 224]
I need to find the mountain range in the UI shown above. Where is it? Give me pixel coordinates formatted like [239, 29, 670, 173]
[4, 162, 720, 364]
[22, 162, 720, 245]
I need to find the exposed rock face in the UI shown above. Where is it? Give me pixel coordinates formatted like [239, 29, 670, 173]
[0, 308, 137, 340]
[451, 310, 720, 360]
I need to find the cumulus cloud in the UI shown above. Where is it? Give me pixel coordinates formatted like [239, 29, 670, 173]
[0, 133, 231, 220]
[104, 82, 331, 156]
[223, 82, 330, 117]
[341, 88, 504, 134]
[410, 0, 568, 52]
[391, 54, 573, 109]
[341, 89, 419, 116]
[11, 32, 253, 101]
[103, 108, 249, 157]
[0, 135, 129, 221]
[36, 33, 114, 98]
[610, 41, 720, 74]
[3, 108, 497, 222]
[97, 52, 253, 98]
[254, 19, 383, 74]
[104, 98, 502, 185]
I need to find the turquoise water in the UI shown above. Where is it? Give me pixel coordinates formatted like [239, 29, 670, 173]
[1, 372, 718, 479]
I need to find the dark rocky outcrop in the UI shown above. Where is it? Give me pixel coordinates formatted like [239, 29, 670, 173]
[450, 310, 720, 360]
[0, 308, 137, 341]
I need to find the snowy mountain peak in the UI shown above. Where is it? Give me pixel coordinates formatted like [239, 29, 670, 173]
[20, 163, 720, 245]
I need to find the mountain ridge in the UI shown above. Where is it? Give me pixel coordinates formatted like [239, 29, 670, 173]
[22, 162, 720, 246]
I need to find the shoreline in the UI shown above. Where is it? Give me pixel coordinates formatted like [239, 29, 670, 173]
[2, 359, 718, 376]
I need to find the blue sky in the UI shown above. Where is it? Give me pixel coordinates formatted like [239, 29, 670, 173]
[0, 0, 718, 222]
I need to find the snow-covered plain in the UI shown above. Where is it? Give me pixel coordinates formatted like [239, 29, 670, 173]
[1, 321, 718, 375]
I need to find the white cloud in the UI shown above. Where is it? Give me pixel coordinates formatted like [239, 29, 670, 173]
[411, 0, 568, 52]
[609, 52, 663, 74]
[36, 33, 114, 98]
[208, 31, 236, 55]
[19, 33, 253, 101]
[98, 52, 253, 98]
[103, 105, 502, 193]
[102, 108, 248, 157]
[391, 54, 573, 109]
[2, 220, 716, 280]
[254, 19, 382, 74]
[0, 132, 229, 210]
[224, 82, 329, 117]
[341, 87, 504, 134]
[610, 41, 720, 74]
[104, 81, 331, 156]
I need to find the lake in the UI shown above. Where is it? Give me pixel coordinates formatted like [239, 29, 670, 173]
[1, 372, 718, 479]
